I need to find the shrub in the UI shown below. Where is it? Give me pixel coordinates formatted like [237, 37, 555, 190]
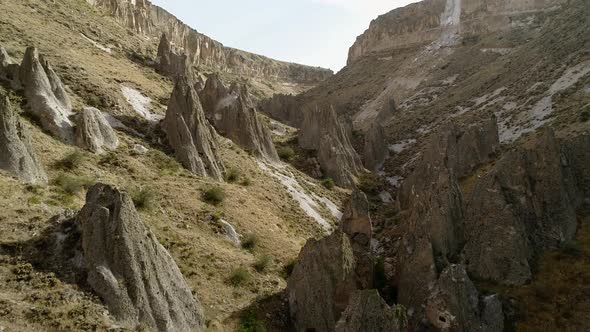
[560, 240, 582, 257]
[202, 187, 225, 205]
[57, 151, 84, 170]
[277, 147, 295, 161]
[253, 255, 272, 273]
[150, 150, 181, 175]
[321, 178, 335, 190]
[358, 173, 385, 196]
[580, 110, 590, 123]
[87, 95, 102, 108]
[131, 187, 157, 211]
[238, 310, 267, 332]
[229, 267, 251, 286]
[282, 258, 298, 278]
[240, 177, 252, 186]
[225, 168, 241, 183]
[241, 233, 259, 251]
[54, 173, 94, 195]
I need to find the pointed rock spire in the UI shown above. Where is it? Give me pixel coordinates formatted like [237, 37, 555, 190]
[0, 94, 47, 184]
[163, 76, 225, 180]
[74, 107, 119, 154]
[156, 33, 191, 80]
[19, 47, 74, 143]
[79, 184, 205, 331]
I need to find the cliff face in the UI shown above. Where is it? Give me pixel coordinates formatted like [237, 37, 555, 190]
[87, 0, 333, 84]
[348, 0, 566, 64]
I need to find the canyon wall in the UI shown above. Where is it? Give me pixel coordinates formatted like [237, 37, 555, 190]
[87, 0, 333, 84]
[348, 0, 566, 64]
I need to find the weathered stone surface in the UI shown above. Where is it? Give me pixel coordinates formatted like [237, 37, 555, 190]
[156, 33, 190, 80]
[426, 264, 503, 332]
[335, 290, 403, 332]
[300, 105, 364, 188]
[0, 46, 21, 90]
[19, 47, 74, 143]
[562, 134, 590, 208]
[0, 94, 47, 184]
[75, 107, 119, 154]
[87, 0, 332, 84]
[288, 230, 359, 332]
[259, 93, 303, 128]
[79, 184, 205, 331]
[363, 121, 388, 171]
[199, 75, 279, 162]
[163, 76, 224, 180]
[341, 190, 372, 246]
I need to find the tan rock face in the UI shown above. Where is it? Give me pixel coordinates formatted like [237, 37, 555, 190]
[156, 33, 190, 81]
[163, 76, 225, 180]
[19, 47, 74, 143]
[348, 0, 566, 63]
[74, 107, 119, 154]
[0, 94, 47, 185]
[79, 184, 205, 331]
[87, 0, 333, 84]
[199, 75, 279, 162]
[335, 290, 403, 332]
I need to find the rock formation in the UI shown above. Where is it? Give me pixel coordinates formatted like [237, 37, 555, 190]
[199, 75, 279, 162]
[0, 94, 47, 184]
[335, 290, 403, 332]
[163, 76, 225, 180]
[19, 47, 74, 143]
[156, 33, 190, 80]
[259, 93, 304, 128]
[79, 183, 205, 331]
[0, 46, 21, 90]
[86, 0, 333, 85]
[363, 121, 388, 171]
[299, 105, 364, 187]
[74, 107, 119, 154]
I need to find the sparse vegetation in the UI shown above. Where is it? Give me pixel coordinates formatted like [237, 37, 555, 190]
[253, 255, 272, 273]
[130, 186, 157, 211]
[580, 110, 590, 122]
[229, 267, 251, 286]
[238, 309, 267, 332]
[150, 150, 181, 175]
[56, 151, 84, 170]
[321, 178, 335, 190]
[87, 95, 102, 108]
[241, 233, 259, 251]
[240, 177, 252, 186]
[202, 187, 225, 205]
[225, 168, 241, 183]
[53, 173, 94, 196]
[358, 173, 385, 196]
[282, 258, 298, 278]
[277, 146, 295, 161]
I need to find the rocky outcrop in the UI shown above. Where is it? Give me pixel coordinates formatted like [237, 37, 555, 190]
[0, 94, 47, 184]
[75, 107, 119, 154]
[0, 46, 21, 90]
[426, 265, 504, 332]
[163, 76, 225, 180]
[19, 47, 74, 143]
[363, 121, 388, 171]
[259, 93, 303, 128]
[335, 290, 403, 332]
[300, 105, 364, 188]
[341, 190, 372, 247]
[79, 184, 205, 331]
[156, 33, 190, 80]
[199, 75, 279, 162]
[348, 0, 566, 63]
[86, 0, 333, 84]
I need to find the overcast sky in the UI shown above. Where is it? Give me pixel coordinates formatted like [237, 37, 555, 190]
[150, 0, 419, 72]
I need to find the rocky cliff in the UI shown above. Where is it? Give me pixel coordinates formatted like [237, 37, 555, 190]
[87, 0, 333, 84]
[348, 0, 566, 64]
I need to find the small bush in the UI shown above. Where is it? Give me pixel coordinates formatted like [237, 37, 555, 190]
[87, 95, 102, 108]
[321, 178, 335, 190]
[54, 173, 94, 195]
[238, 310, 267, 332]
[57, 151, 84, 170]
[358, 173, 385, 196]
[225, 168, 241, 183]
[241, 233, 259, 251]
[580, 110, 590, 123]
[277, 147, 295, 161]
[150, 150, 181, 175]
[282, 258, 298, 278]
[202, 187, 225, 205]
[240, 177, 252, 186]
[131, 187, 157, 211]
[253, 255, 272, 273]
[229, 267, 251, 286]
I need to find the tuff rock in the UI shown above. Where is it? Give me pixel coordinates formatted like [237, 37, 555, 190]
[156, 33, 191, 80]
[335, 290, 403, 332]
[363, 120, 388, 171]
[0, 46, 21, 90]
[199, 75, 279, 162]
[0, 94, 47, 184]
[74, 107, 119, 154]
[79, 183, 205, 331]
[162, 76, 225, 180]
[19, 47, 74, 143]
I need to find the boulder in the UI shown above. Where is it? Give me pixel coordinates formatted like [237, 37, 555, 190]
[335, 290, 403, 332]
[363, 121, 388, 171]
[0, 94, 47, 184]
[199, 75, 279, 162]
[287, 230, 360, 332]
[79, 184, 205, 331]
[74, 107, 119, 154]
[300, 105, 364, 188]
[341, 190, 372, 246]
[162, 76, 225, 180]
[19, 47, 74, 143]
[425, 264, 503, 332]
[156, 33, 190, 80]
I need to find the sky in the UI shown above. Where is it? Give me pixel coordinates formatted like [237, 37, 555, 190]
[150, 0, 420, 72]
